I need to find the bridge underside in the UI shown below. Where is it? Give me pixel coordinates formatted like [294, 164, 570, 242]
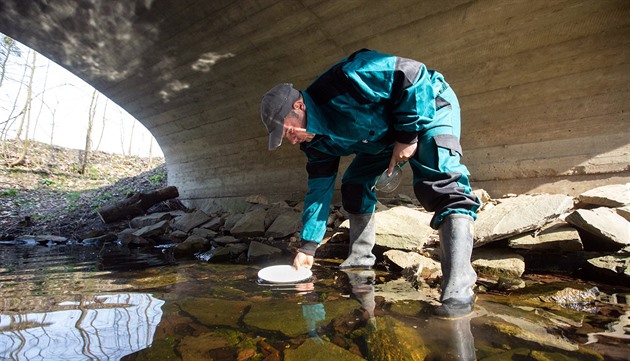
[1, 0, 628, 211]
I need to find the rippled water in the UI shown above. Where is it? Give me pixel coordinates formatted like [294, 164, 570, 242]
[0, 242, 628, 360]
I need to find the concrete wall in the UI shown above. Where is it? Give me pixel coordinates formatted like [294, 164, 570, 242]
[1, 0, 628, 210]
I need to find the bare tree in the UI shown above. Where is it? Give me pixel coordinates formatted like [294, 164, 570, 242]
[95, 98, 108, 151]
[8, 51, 36, 167]
[30, 60, 50, 142]
[80, 88, 98, 174]
[0, 35, 21, 88]
[127, 120, 135, 156]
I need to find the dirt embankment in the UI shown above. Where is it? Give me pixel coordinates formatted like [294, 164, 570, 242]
[0, 140, 170, 240]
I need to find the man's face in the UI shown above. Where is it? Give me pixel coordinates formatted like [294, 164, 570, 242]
[282, 109, 314, 145]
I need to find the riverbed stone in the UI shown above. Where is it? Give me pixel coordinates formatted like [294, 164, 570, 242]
[339, 206, 434, 251]
[265, 210, 302, 239]
[383, 249, 426, 270]
[383, 249, 441, 282]
[284, 338, 365, 361]
[247, 241, 282, 262]
[191, 227, 217, 238]
[585, 254, 630, 284]
[565, 208, 630, 249]
[172, 209, 211, 233]
[578, 183, 630, 207]
[17, 234, 68, 244]
[199, 217, 223, 231]
[129, 212, 172, 228]
[230, 208, 267, 237]
[179, 297, 249, 328]
[213, 235, 239, 245]
[474, 194, 575, 247]
[244, 299, 358, 338]
[363, 315, 429, 361]
[616, 205, 630, 221]
[174, 234, 210, 255]
[472, 248, 525, 280]
[508, 222, 583, 251]
[246, 194, 269, 205]
[133, 220, 170, 238]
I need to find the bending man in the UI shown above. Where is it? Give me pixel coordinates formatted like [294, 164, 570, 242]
[260, 49, 481, 317]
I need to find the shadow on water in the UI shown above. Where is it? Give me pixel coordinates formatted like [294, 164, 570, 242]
[0, 242, 628, 360]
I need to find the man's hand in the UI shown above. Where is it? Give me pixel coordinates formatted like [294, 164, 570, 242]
[388, 141, 417, 175]
[293, 251, 314, 270]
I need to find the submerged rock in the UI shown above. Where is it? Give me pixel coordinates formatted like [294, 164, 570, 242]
[284, 338, 364, 361]
[363, 315, 428, 361]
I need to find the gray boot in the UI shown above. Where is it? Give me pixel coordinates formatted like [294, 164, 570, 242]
[435, 214, 477, 318]
[339, 213, 376, 269]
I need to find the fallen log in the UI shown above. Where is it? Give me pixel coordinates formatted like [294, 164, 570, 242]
[97, 186, 179, 223]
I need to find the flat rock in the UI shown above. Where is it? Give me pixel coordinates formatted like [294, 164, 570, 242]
[474, 194, 575, 247]
[364, 315, 429, 361]
[265, 210, 302, 239]
[174, 235, 210, 255]
[616, 205, 630, 221]
[565, 208, 630, 249]
[472, 248, 525, 280]
[508, 222, 583, 251]
[17, 234, 68, 244]
[245, 194, 269, 205]
[172, 210, 211, 233]
[585, 254, 630, 284]
[179, 297, 249, 328]
[578, 183, 630, 207]
[247, 240, 281, 262]
[130, 212, 173, 228]
[132, 220, 170, 238]
[243, 299, 357, 338]
[340, 206, 434, 251]
[199, 217, 223, 231]
[284, 338, 365, 361]
[230, 208, 267, 237]
[213, 235, 239, 245]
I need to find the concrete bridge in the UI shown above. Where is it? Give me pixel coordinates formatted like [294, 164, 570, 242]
[1, 0, 628, 211]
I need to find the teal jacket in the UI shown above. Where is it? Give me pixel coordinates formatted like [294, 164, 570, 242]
[299, 49, 451, 243]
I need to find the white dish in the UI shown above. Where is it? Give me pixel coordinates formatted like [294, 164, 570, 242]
[258, 265, 313, 284]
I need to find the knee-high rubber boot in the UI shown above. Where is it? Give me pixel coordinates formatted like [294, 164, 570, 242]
[435, 214, 477, 318]
[339, 213, 376, 269]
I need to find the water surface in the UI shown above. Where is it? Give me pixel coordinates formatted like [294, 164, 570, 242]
[0, 242, 628, 360]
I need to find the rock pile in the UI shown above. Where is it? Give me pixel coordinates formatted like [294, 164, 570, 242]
[18, 183, 630, 291]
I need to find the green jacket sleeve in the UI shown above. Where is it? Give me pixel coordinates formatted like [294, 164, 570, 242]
[300, 150, 340, 244]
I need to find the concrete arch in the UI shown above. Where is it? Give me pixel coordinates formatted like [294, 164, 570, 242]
[1, 0, 628, 211]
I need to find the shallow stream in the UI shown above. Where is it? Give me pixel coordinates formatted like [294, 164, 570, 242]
[0, 242, 628, 360]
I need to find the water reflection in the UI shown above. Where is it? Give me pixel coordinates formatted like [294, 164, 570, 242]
[0, 293, 164, 361]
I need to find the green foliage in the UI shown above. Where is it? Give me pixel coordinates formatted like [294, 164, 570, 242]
[149, 172, 166, 185]
[1, 189, 18, 197]
[40, 178, 55, 187]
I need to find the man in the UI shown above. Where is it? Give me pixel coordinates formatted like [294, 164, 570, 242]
[260, 49, 481, 317]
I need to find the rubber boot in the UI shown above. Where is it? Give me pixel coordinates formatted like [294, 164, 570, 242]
[342, 269, 377, 327]
[434, 214, 477, 319]
[339, 213, 376, 269]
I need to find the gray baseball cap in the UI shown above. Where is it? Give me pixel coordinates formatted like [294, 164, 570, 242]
[260, 83, 300, 150]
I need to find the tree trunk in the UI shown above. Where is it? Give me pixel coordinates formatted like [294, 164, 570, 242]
[80, 89, 98, 174]
[97, 186, 179, 223]
[9, 51, 36, 167]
